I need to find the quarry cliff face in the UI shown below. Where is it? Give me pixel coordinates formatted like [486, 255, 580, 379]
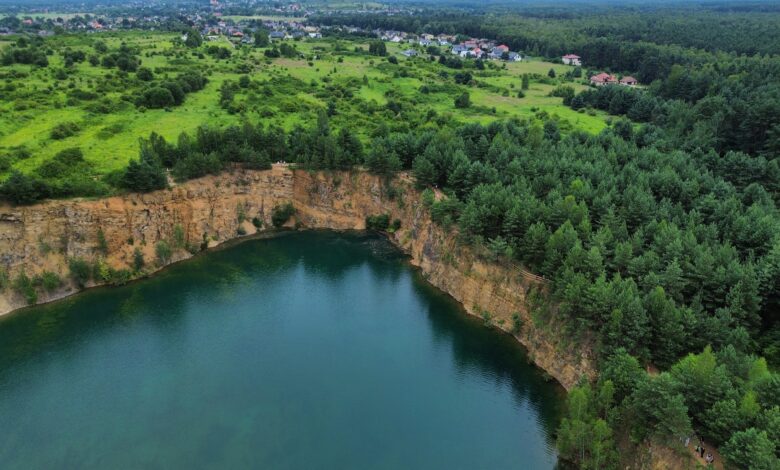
[0, 165, 594, 390]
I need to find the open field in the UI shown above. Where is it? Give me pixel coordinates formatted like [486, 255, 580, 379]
[0, 31, 608, 179]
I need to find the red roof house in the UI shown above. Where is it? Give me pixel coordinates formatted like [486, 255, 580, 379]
[620, 76, 638, 86]
[590, 72, 618, 86]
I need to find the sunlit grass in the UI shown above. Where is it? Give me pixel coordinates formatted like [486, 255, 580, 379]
[0, 32, 610, 179]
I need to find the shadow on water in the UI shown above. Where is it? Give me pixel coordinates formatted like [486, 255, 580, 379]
[407, 267, 566, 450]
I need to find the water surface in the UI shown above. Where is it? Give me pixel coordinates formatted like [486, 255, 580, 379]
[0, 231, 564, 469]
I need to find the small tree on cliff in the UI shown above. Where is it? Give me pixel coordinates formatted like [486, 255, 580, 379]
[120, 156, 167, 193]
[0, 171, 50, 204]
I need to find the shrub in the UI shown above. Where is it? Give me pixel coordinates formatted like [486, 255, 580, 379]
[366, 214, 390, 231]
[173, 224, 186, 249]
[13, 272, 37, 305]
[120, 158, 168, 192]
[252, 217, 262, 228]
[96, 229, 108, 254]
[511, 313, 523, 334]
[68, 257, 91, 287]
[271, 203, 296, 228]
[36, 271, 62, 292]
[109, 269, 132, 286]
[0, 171, 50, 205]
[50, 121, 80, 140]
[454, 92, 470, 108]
[136, 67, 154, 81]
[133, 247, 145, 271]
[172, 152, 223, 181]
[155, 240, 172, 265]
[139, 86, 175, 109]
[93, 258, 111, 282]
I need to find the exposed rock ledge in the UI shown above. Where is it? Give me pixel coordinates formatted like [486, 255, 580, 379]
[0, 165, 594, 390]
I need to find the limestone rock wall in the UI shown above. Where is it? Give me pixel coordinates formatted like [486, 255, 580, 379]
[0, 166, 594, 390]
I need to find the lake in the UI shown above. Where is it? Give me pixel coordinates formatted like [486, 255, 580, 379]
[0, 231, 564, 469]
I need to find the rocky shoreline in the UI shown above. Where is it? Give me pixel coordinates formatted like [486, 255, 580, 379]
[0, 165, 594, 390]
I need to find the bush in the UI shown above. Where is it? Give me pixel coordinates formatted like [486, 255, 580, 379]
[120, 158, 167, 192]
[136, 67, 154, 81]
[68, 257, 91, 287]
[13, 272, 37, 305]
[36, 271, 62, 292]
[366, 214, 390, 231]
[108, 269, 132, 286]
[139, 87, 175, 109]
[271, 203, 296, 228]
[50, 122, 80, 140]
[96, 229, 108, 255]
[133, 247, 145, 271]
[454, 92, 470, 108]
[155, 240, 172, 265]
[0, 171, 50, 205]
[173, 224, 186, 249]
[172, 152, 223, 181]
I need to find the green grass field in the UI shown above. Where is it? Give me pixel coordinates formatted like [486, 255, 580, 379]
[0, 31, 608, 179]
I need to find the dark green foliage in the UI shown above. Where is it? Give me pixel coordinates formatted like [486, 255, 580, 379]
[50, 122, 80, 140]
[271, 203, 296, 228]
[120, 157, 168, 192]
[136, 67, 154, 81]
[136, 72, 207, 109]
[139, 87, 174, 108]
[184, 28, 202, 48]
[0, 171, 50, 205]
[36, 271, 62, 292]
[601, 349, 645, 404]
[68, 258, 91, 287]
[368, 41, 387, 56]
[172, 152, 223, 181]
[133, 248, 145, 272]
[365, 139, 402, 175]
[1, 46, 48, 67]
[365, 214, 390, 231]
[628, 373, 692, 442]
[255, 28, 270, 47]
[278, 43, 297, 58]
[454, 92, 470, 108]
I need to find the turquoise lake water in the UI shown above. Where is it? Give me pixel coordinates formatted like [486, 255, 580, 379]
[0, 231, 564, 469]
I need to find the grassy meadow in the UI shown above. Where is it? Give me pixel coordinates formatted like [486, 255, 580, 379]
[0, 31, 608, 180]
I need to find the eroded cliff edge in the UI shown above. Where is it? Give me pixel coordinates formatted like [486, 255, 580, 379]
[0, 165, 594, 390]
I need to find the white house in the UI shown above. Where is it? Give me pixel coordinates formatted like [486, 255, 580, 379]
[562, 54, 581, 66]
